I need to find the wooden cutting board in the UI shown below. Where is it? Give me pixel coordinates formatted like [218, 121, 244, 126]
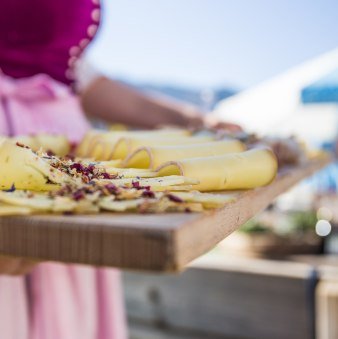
[0, 158, 330, 272]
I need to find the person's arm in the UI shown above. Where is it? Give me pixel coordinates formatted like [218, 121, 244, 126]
[80, 76, 205, 129]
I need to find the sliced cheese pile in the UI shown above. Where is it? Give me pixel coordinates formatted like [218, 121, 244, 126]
[76, 129, 277, 192]
[0, 128, 279, 215]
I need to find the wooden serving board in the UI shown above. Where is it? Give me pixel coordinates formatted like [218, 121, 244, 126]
[0, 158, 330, 272]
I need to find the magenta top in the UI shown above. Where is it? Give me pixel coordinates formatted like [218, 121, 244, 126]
[0, 0, 100, 85]
[0, 2, 128, 338]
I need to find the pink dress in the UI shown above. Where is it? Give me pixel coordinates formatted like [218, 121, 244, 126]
[0, 1, 127, 338]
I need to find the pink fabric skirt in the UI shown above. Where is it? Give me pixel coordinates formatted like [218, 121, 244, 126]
[0, 73, 127, 339]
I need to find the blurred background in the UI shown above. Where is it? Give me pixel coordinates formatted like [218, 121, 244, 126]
[88, 1, 338, 338]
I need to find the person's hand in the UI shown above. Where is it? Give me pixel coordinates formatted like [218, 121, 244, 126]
[203, 114, 242, 133]
[0, 255, 37, 275]
[178, 105, 243, 132]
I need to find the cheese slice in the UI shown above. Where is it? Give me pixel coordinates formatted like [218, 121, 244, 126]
[76, 128, 191, 157]
[0, 141, 73, 191]
[123, 139, 246, 169]
[111, 135, 214, 160]
[156, 148, 278, 191]
[84, 134, 213, 161]
[13, 134, 70, 156]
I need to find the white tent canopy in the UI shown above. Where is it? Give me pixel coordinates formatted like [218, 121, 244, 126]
[214, 48, 338, 144]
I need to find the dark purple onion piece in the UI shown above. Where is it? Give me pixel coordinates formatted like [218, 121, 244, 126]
[70, 163, 84, 173]
[72, 190, 85, 201]
[105, 183, 118, 194]
[132, 181, 141, 189]
[101, 172, 112, 179]
[4, 183, 16, 192]
[167, 194, 183, 203]
[87, 164, 96, 173]
[142, 190, 155, 198]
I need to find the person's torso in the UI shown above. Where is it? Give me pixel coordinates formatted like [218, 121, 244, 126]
[0, 0, 100, 85]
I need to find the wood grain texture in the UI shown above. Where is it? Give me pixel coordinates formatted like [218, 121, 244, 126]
[0, 158, 329, 271]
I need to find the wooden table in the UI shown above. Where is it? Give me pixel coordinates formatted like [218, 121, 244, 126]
[0, 158, 329, 271]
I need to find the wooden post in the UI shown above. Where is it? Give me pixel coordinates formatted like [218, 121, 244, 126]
[316, 279, 338, 339]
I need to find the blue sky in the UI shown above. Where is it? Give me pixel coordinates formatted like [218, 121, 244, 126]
[88, 0, 338, 90]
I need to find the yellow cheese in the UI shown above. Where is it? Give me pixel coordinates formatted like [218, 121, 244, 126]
[111, 135, 214, 160]
[0, 141, 72, 191]
[156, 148, 278, 191]
[75, 130, 102, 157]
[34, 134, 70, 156]
[123, 139, 246, 169]
[76, 129, 192, 159]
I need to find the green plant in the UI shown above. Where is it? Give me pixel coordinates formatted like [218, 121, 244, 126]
[288, 211, 317, 233]
[239, 219, 270, 234]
